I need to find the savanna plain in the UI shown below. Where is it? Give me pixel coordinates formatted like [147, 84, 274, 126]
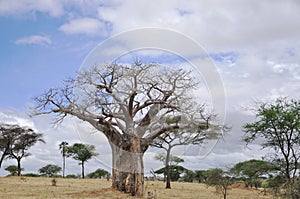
[0, 176, 273, 199]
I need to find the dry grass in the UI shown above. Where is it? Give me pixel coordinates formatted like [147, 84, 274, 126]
[145, 181, 272, 199]
[0, 176, 273, 199]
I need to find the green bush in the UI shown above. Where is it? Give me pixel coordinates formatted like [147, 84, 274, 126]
[65, 174, 77, 179]
[52, 174, 62, 178]
[251, 179, 262, 189]
[267, 175, 285, 188]
[87, 168, 110, 179]
[22, 173, 40, 177]
[261, 181, 269, 188]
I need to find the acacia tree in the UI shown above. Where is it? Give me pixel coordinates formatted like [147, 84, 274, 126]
[39, 164, 62, 177]
[151, 114, 221, 189]
[67, 143, 98, 179]
[154, 153, 185, 188]
[243, 97, 300, 198]
[59, 141, 69, 178]
[231, 159, 276, 188]
[206, 168, 232, 199]
[32, 62, 212, 196]
[154, 153, 184, 187]
[0, 125, 11, 166]
[154, 165, 188, 181]
[0, 124, 45, 176]
[87, 168, 111, 179]
[5, 165, 22, 176]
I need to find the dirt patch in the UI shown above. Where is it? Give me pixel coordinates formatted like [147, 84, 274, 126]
[64, 187, 135, 199]
[230, 183, 247, 189]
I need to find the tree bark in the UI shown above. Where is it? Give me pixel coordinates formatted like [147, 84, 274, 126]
[81, 161, 85, 179]
[62, 155, 66, 178]
[165, 164, 171, 189]
[110, 136, 147, 196]
[165, 147, 171, 189]
[17, 158, 21, 176]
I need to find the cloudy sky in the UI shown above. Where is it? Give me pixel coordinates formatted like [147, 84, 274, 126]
[0, 0, 300, 177]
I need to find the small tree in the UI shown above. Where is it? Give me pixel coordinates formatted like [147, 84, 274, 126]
[266, 175, 286, 197]
[151, 113, 222, 188]
[182, 170, 196, 182]
[243, 97, 300, 198]
[5, 165, 22, 176]
[154, 153, 184, 187]
[206, 168, 232, 199]
[59, 141, 69, 178]
[0, 124, 45, 176]
[39, 164, 62, 177]
[87, 168, 111, 179]
[231, 159, 276, 188]
[67, 143, 98, 178]
[194, 170, 209, 183]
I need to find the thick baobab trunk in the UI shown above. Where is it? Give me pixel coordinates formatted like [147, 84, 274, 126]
[110, 136, 147, 196]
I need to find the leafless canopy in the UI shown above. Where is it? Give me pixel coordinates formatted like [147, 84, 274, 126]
[32, 61, 209, 147]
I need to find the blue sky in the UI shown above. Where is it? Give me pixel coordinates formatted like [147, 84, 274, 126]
[0, 0, 300, 176]
[0, 13, 96, 109]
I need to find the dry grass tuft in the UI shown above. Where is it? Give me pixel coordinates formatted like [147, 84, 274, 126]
[52, 178, 57, 186]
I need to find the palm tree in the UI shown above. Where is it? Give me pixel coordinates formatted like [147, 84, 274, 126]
[59, 141, 68, 178]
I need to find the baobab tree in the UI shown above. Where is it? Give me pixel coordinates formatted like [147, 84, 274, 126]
[32, 62, 214, 196]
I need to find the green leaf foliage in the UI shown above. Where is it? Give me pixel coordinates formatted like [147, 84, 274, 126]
[39, 164, 62, 177]
[154, 165, 188, 181]
[243, 97, 300, 197]
[5, 165, 21, 176]
[66, 143, 98, 178]
[243, 98, 300, 149]
[87, 168, 110, 179]
[67, 143, 98, 163]
[231, 159, 276, 179]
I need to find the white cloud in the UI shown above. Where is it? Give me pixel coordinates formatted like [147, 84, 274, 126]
[2, 0, 300, 49]
[92, 0, 300, 113]
[95, 0, 300, 51]
[15, 35, 52, 46]
[0, 0, 64, 17]
[269, 61, 300, 80]
[0, 110, 35, 129]
[59, 18, 107, 36]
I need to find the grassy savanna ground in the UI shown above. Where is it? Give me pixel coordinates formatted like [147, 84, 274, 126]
[0, 176, 272, 199]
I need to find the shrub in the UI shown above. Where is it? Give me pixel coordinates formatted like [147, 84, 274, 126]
[65, 174, 77, 179]
[87, 169, 111, 179]
[22, 173, 40, 177]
